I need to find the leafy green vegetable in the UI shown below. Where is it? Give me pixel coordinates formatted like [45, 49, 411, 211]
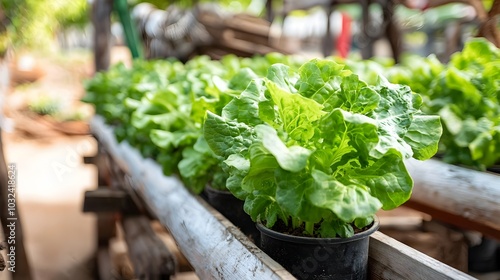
[342, 38, 500, 170]
[83, 54, 304, 193]
[204, 59, 442, 238]
[84, 52, 446, 238]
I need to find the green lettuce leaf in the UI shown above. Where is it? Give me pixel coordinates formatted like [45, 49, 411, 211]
[309, 170, 382, 222]
[203, 111, 256, 158]
[265, 79, 325, 143]
[255, 125, 312, 173]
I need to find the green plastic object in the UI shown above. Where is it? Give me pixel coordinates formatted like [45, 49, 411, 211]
[114, 0, 144, 59]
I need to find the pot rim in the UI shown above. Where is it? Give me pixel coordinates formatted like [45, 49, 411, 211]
[204, 184, 231, 194]
[256, 216, 379, 245]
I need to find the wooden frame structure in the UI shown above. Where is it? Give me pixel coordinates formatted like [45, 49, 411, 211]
[87, 115, 477, 279]
[405, 158, 500, 241]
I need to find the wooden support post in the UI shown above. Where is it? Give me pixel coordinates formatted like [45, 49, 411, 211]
[96, 143, 111, 187]
[321, 5, 334, 57]
[93, 0, 114, 72]
[266, 0, 274, 22]
[122, 215, 176, 279]
[360, 0, 375, 59]
[96, 212, 117, 247]
[383, 0, 400, 63]
[94, 149, 118, 247]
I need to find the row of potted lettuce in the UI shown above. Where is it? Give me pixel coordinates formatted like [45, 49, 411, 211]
[82, 42, 495, 278]
[84, 54, 443, 279]
[83, 53, 442, 237]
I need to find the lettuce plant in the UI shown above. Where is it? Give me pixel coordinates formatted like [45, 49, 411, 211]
[204, 59, 442, 238]
[344, 39, 500, 170]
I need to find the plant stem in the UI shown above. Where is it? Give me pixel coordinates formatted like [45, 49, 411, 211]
[305, 222, 314, 235]
[292, 217, 301, 229]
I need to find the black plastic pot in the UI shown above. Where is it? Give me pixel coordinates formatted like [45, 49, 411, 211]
[468, 237, 499, 272]
[203, 185, 260, 244]
[257, 218, 379, 280]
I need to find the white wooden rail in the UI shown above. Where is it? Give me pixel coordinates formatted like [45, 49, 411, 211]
[90, 116, 475, 280]
[369, 231, 474, 280]
[405, 158, 500, 240]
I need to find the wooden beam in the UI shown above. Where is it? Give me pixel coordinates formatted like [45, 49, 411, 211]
[83, 156, 96, 165]
[224, 16, 271, 38]
[83, 188, 128, 213]
[369, 231, 474, 280]
[405, 158, 500, 239]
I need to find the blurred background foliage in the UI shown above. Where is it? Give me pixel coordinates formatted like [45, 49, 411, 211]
[0, 0, 262, 55]
[129, 0, 255, 11]
[0, 0, 88, 54]
[0, 0, 496, 57]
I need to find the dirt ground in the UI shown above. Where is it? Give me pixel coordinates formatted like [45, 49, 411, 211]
[2, 133, 97, 280]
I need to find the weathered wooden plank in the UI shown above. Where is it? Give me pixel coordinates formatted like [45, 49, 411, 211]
[224, 16, 270, 38]
[220, 33, 279, 55]
[380, 220, 468, 272]
[369, 231, 474, 280]
[405, 158, 500, 239]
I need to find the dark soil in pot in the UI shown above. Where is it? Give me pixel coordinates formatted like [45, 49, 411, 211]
[203, 185, 260, 244]
[257, 218, 379, 280]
